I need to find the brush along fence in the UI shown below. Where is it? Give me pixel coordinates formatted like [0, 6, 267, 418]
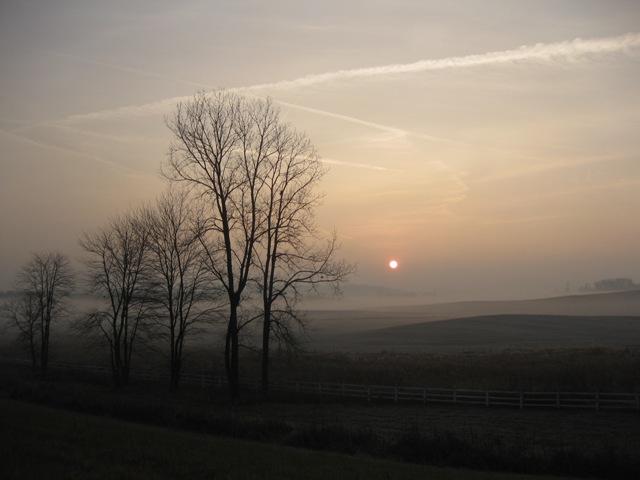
[12, 358, 638, 412]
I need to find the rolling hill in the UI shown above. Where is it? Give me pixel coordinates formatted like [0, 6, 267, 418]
[304, 289, 640, 335]
[312, 314, 640, 353]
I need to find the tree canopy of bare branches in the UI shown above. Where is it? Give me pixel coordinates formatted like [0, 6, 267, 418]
[255, 127, 354, 394]
[145, 189, 223, 391]
[164, 90, 353, 400]
[164, 91, 283, 400]
[3, 252, 73, 375]
[79, 212, 151, 387]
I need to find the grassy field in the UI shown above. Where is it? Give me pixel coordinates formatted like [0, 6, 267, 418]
[255, 347, 640, 392]
[3, 343, 639, 393]
[0, 399, 570, 480]
[4, 374, 639, 478]
[305, 289, 640, 336]
[315, 314, 640, 353]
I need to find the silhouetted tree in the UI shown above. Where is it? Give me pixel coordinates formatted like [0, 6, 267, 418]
[145, 189, 223, 391]
[3, 292, 40, 371]
[79, 212, 151, 387]
[164, 91, 280, 401]
[4, 253, 73, 376]
[255, 125, 353, 395]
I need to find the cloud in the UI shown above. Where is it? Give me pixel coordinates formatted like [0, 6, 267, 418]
[57, 33, 640, 125]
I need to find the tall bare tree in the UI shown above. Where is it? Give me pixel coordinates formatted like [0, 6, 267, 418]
[79, 212, 150, 387]
[145, 189, 222, 391]
[3, 292, 40, 372]
[164, 91, 279, 401]
[5, 253, 73, 376]
[255, 127, 353, 394]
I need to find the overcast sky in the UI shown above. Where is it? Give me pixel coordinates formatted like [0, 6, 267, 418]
[1, 0, 640, 300]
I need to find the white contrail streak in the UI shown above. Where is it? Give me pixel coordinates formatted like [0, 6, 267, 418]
[246, 32, 640, 91]
[59, 32, 640, 124]
[320, 157, 401, 172]
[0, 128, 145, 176]
[274, 100, 454, 144]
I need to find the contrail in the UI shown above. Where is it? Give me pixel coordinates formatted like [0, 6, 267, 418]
[246, 32, 640, 91]
[320, 157, 401, 172]
[59, 32, 640, 124]
[47, 51, 213, 90]
[274, 100, 454, 144]
[0, 127, 146, 176]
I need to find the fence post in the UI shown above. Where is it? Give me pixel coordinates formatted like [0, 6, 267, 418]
[519, 392, 524, 409]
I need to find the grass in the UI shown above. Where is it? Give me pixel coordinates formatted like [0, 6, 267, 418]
[4, 369, 640, 478]
[317, 314, 640, 353]
[264, 348, 640, 391]
[0, 399, 569, 480]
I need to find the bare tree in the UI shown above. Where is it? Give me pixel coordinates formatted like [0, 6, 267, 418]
[3, 292, 40, 371]
[145, 189, 222, 391]
[5, 253, 74, 376]
[79, 212, 151, 387]
[255, 128, 353, 394]
[164, 90, 279, 401]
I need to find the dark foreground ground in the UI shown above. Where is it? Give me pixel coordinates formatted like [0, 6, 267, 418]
[2, 371, 639, 479]
[0, 399, 572, 480]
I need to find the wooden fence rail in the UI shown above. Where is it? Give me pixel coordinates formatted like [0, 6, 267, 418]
[6, 358, 640, 412]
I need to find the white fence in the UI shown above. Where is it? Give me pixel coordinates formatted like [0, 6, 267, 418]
[9, 359, 640, 412]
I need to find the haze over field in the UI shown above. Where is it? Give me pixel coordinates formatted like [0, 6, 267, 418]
[2, 1, 640, 300]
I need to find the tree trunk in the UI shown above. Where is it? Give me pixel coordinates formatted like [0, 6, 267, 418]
[29, 328, 38, 373]
[40, 320, 49, 377]
[261, 305, 271, 396]
[226, 300, 240, 402]
[112, 343, 125, 388]
[170, 357, 181, 392]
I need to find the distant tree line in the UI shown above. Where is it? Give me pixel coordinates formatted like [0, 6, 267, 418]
[2, 91, 353, 400]
[579, 278, 638, 293]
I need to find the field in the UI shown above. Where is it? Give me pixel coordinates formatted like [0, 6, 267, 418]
[4, 290, 640, 362]
[0, 398, 570, 480]
[305, 289, 640, 332]
[265, 348, 640, 392]
[317, 314, 640, 353]
[2, 290, 640, 478]
[305, 290, 640, 352]
[3, 368, 639, 478]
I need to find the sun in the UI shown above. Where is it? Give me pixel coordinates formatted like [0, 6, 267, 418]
[388, 259, 399, 270]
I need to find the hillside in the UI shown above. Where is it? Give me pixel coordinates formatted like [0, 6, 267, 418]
[312, 314, 640, 353]
[304, 289, 640, 336]
[0, 399, 566, 480]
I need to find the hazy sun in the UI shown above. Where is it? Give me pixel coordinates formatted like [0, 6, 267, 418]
[388, 259, 399, 270]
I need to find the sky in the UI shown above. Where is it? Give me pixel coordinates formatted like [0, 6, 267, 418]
[1, 0, 640, 300]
